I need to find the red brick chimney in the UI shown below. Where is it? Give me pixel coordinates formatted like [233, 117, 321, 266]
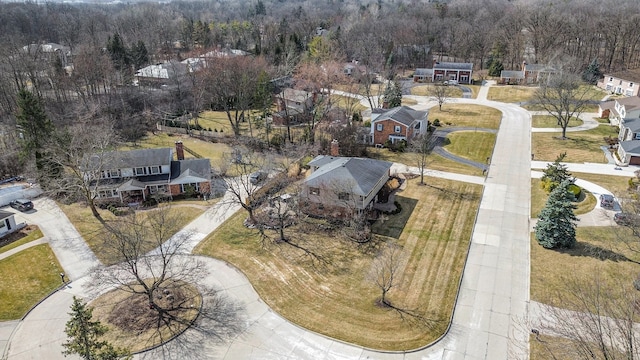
[330, 139, 339, 156]
[175, 141, 185, 160]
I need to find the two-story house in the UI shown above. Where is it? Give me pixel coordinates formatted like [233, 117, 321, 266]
[413, 61, 472, 84]
[370, 106, 428, 146]
[272, 88, 318, 125]
[602, 96, 640, 126]
[89, 142, 211, 205]
[299, 156, 392, 218]
[597, 70, 640, 96]
[617, 118, 640, 165]
[499, 61, 557, 84]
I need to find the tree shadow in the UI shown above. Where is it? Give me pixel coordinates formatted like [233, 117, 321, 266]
[371, 196, 418, 239]
[556, 241, 631, 263]
[377, 299, 441, 330]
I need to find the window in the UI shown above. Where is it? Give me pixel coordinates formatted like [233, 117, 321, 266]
[626, 89, 634, 96]
[338, 192, 350, 201]
[109, 169, 120, 178]
[98, 189, 117, 198]
[635, 133, 640, 140]
[394, 125, 402, 133]
[0, 220, 5, 229]
[135, 167, 146, 176]
[309, 187, 320, 195]
[150, 166, 160, 174]
[609, 77, 613, 81]
[181, 183, 199, 192]
[414, 122, 421, 129]
[376, 124, 383, 131]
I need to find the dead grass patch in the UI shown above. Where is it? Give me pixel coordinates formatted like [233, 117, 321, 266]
[531, 126, 619, 163]
[487, 86, 537, 103]
[91, 280, 201, 353]
[194, 177, 481, 350]
[532, 115, 582, 128]
[428, 104, 502, 129]
[410, 84, 463, 98]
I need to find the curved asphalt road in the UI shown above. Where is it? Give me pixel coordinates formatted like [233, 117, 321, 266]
[6, 83, 535, 359]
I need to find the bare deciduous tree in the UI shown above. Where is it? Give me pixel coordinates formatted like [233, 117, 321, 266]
[410, 128, 438, 185]
[428, 84, 454, 111]
[367, 242, 404, 307]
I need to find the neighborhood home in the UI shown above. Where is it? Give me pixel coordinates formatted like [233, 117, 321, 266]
[343, 60, 366, 77]
[617, 117, 640, 165]
[272, 88, 317, 125]
[601, 96, 640, 126]
[0, 210, 24, 238]
[597, 70, 640, 96]
[370, 106, 428, 146]
[413, 61, 472, 83]
[299, 156, 392, 218]
[499, 61, 557, 84]
[134, 61, 188, 86]
[88, 142, 211, 205]
[413, 68, 433, 82]
[22, 42, 73, 68]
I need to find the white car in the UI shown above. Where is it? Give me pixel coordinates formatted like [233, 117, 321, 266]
[444, 79, 459, 85]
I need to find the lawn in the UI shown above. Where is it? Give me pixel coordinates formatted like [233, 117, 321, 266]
[487, 86, 536, 103]
[410, 84, 463, 98]
[530, 179, 596, 217]
[531, 125, 619, 163]
[59, 203, 206, 265]
[442, 131, 496, 164]
[572, 172, 633, 197]
[0, 244, 64, 320]
[0, 225, 43, 254]
[428, 104, 502, 129]
[122, 132, 232, 165]
[531, 115, 582, 128]
[371, 150, 484, 177]
[194, 177, 482, 350]
[330, 95, 367, 113]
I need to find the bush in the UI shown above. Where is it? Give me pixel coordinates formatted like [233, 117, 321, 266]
[567, 184, 581, 199]
[432, 119, 441, 127]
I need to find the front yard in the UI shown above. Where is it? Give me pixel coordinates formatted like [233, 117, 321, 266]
[194, 177, 482, 350]
[531, 125, 619, 163]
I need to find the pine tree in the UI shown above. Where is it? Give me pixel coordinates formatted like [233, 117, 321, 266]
[129, 41, 149, 70]
[535, 180, 579, 249]
[541, 152, 573, 193]
[62, 297, 130, 360]
[106, 33, 129, 70]
[582, 59, 602, 85]
[383, 81, 402, 108]
[15, 89, 53, 166]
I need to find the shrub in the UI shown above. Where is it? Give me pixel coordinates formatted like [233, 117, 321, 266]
[432, 119, 441, 127]
[567, 184, 581, 198]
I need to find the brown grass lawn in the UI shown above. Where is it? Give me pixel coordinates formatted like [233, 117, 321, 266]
[122, 132, 232, 164]
[194, 177, 482, 350]
[531, 125, 619, 163]
[572, 172, 633, 197]
[487, 86, 536, 103]
[531, 115, 582, 128]
[410, 84, 463, 98]
[331, 95, 367, 113]
[0, 244, 64, 320]
[443, 131, 496, 164]
[530, 179, 596, 217]
[59, 203, 206, 265]
[428, 104, 502, 129]
[402, 97, 418, 106]
[0, 225, 43, 254]
[530, 226, 638, 311]
[371, 150, 484, 177]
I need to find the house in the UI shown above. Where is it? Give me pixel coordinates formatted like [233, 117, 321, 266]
[617, 117, 640, 165]
[370, 106, 428, 146]
[499, 61, 557, 84]
[88, 142, 211, 205]
[604, 96, 640, 126]
[134, 61, 187, 86]
[413, 68, 433, 82]
[432, 62, 473, 84]
[300, 156, 392, 217]
[597, 70, 640, 96]
[272, 88, 317, 125]
[0, 210, 24, 238]
[343, 60, 367, 77]
[22, 42, 72, 67]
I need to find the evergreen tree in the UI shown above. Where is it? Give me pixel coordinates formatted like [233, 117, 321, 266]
[62, 297, 130, 360]
[129, 41, 149, 70]
[535, 180, 579, 249]
[487, 58, 504, 77]
[15, 89, 53, 167]
[541, 152, 573, 193]
[383, 81, 402, 108]
[106, 33, 129, 70]
[582, 59, 603, 85]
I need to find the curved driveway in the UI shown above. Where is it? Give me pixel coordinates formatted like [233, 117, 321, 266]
[6, 84, 534, 360]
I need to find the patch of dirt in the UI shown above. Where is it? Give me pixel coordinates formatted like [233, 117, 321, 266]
[0, 225, 39, 247]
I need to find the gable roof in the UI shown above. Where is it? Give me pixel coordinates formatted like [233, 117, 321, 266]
[500, 70, 524, 79]
[623, 118, 640, 132]
[90, 148, 173, 170]
[135, 61, 187, 79]
[278, 88, 312, 103]
[305, 156, 392, 196]
[433, 62, 473, 70]
[605, 69, 640, 84]
[372, 106, 428, 127]
[599, 100, 616, 110]
[524, 63, 557, 72]
[620, 140, 640, 155]
[0, 210, 14, 220]
[414, 68, 433, 76]
[170, 159, 210, 184]
[616, 96, 640, 111]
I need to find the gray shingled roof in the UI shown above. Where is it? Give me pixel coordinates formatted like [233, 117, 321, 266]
[524, 63, 556, 72]
[373, 106, 428, 127]
[500, 70, 524, 79]
[170, 159, 210, 183]
[0, 210, 14, 220]
[620, 140, 640, 155]
[599, 100, 616, 110]
[605, 69, 640, 84]
[91, 148, 173, 170]
[433, 62, 473, 70]
[414, 68, 433, 76]
[623, 118, 640, 132]
[305, 156, 392, 196]
[616, 96, 640, 111]
[117, 179, 146, 191]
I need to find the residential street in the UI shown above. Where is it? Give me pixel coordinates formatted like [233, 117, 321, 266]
[2, 81, 630, 359]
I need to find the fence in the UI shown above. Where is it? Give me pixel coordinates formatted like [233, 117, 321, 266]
[155, 124, 224, 139]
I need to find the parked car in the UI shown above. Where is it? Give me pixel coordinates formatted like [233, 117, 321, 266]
[614, 212, 639, 226]
[9, 198, 33, 212]
[249, 171, 267, 184]
[600, 194, 614, 208]
[444, 79, 459, 85]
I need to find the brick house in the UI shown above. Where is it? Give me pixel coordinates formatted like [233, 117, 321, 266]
[597, 70, 640, 96]
[299, 156, 392, 218]
[87, 142, 211, 205]
[370, 106, 428, 146]
[499, 61, 557, 84]
[432, 62, 473, 84]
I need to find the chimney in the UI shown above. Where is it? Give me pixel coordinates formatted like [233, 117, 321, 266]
[330, 139, 340, 157]
[175, 141, 185, 160]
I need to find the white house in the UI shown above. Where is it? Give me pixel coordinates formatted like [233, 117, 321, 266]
[0, 210, 22, 238]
